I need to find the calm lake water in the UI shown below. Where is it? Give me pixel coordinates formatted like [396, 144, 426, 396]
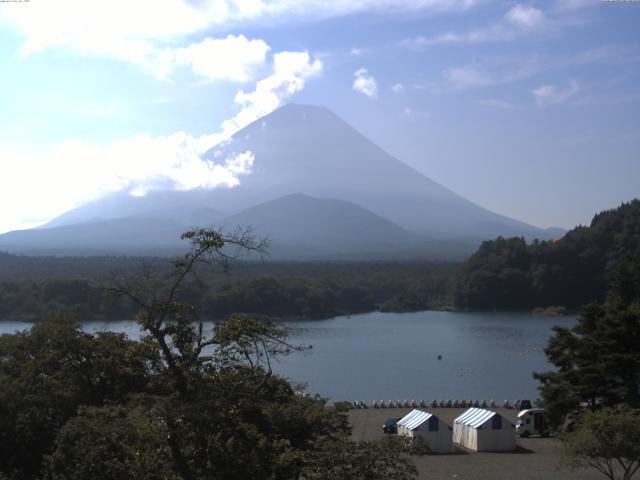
[0, 311, 577, 403]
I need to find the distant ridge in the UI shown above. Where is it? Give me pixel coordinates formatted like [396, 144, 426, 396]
[217, 193, 436, 258]
[452, 199, 640, 310]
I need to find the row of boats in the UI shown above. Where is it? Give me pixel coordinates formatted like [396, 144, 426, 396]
[347, 399, 533, 409]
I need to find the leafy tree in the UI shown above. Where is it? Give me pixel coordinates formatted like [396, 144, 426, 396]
[562, 406, 640, 480]
[0, 227, 426, 479]
[301, 435, 419, 480]
[534, 249, 640, 429]
[453, 199, 640, 310]
[95, 228, 330, 479]
[0, 317, 153, 479]
[45, 403, 179, 480]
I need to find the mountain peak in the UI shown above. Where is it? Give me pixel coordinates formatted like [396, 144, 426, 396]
[277, 102, 332, 114]
[9, 103, 553, 257]
[256, 103, 339, 130]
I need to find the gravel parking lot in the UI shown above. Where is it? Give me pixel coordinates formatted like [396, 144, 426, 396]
[349, 407, 602, 480]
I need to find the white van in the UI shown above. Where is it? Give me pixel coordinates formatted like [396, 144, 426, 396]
[515, 409, 550, 437]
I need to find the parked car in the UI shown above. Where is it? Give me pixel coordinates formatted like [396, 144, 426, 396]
[516, 408, 550, 437]
[382, 417, 401, 434]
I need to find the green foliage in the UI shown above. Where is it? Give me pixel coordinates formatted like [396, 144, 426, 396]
[453, 199, 640, 310]
[301, 435, 420, 480]
[45, 403, 179, 480]
[534, 249, 640, 429]
[1, 228, 422, 479]
[204, 276, 375, 319]
[0, 317, 154, 479]
[562, 406, 640, 480]
[0, 259, 455, 322]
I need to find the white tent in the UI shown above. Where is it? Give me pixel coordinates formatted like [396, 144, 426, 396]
[452, 407, 516, 452]
[396, 409, 453, 454]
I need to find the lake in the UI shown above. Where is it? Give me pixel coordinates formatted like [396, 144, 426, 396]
[0, 310, 577, 403]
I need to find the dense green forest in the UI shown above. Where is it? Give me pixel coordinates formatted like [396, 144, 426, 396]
[0, 255, 455, 321]
[452, 199, 640, 310]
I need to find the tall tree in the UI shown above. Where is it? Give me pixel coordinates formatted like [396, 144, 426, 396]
[534, 250, 640, 429]
[0, 317, 154, 479]
[562, 406, 640, 480]
[0, 227, 425, 480]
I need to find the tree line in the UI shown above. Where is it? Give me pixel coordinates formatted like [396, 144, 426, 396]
[452, 199, 640, 310]
[0, 259, 455, 322]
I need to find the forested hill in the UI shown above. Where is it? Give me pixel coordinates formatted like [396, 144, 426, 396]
[452, 199, 640, 310]
[0, 257, 455, 322]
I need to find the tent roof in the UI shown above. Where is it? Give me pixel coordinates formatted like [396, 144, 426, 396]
[454, 408, 497, 429]
[397, 409, 433, 431]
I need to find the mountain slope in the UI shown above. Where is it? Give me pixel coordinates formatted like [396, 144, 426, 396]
[0, 217, 190, 255]
[41, 190, 223, 229]
[203, 103, 548, 239]
[217, 193, 421, 257]
[1, 103, 553, 257]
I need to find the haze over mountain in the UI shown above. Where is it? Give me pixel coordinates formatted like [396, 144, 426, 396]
[0, 217, 188, 256]
[217, 193, 477, 259]
[0, 104, 559, 258]
[204, 104, 550, 239]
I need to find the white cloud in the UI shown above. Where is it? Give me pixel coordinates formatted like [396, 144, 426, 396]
[1, 0, 203, 78]
[3, 13, 271, 83]
[475, 98, 519, 110]
[441, 44, 639, 92]
[147, 96, 176, 105]
[400, 107, 430, 119]
[532, 80, 579, 106]
[262, 0, 477, 18]
[219, 50, 323, 138]
[400, 24, 509, 48]
[443, 66, 492, 89]
[505, 4, 545, 29]
[350, 47, 363, 56]
[0, 136, 255, 233]
[391, 83, 405, 93]
[63, 105, 119, 117]
[174, 35, 270, 82]
[0, 0, 480, 83]
[400, 3, 546, 49]
[0, 48, 322, 233]
[442, 55, 547, 90]
[353, 68, 378, 98]
[553, 0, 598, 12]
[0, 0, 477, 63]
[0, 4, 280, 82]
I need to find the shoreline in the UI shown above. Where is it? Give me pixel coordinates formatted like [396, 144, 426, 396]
[0, 305, 577, 324]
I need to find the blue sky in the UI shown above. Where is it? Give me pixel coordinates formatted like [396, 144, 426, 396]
[0, 0, 638, 233]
